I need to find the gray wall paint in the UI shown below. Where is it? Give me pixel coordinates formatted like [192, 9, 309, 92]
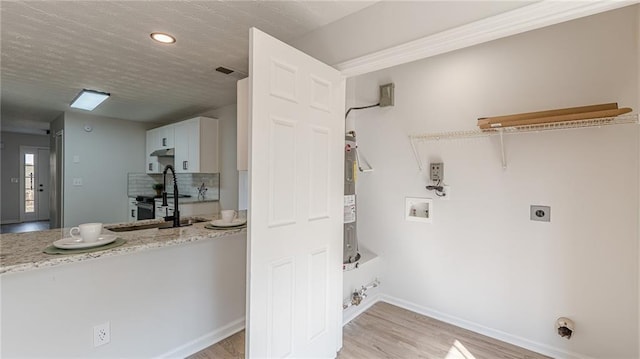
[0, 132, 50, 223]
[63, 112, 152, 227]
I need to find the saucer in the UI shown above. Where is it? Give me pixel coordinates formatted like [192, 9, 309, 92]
[53, 234, 118, 249]
[210, 218, 247, 227]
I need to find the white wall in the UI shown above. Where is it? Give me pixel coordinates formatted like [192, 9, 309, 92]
[0, 132, 50, 223]
[202, 103, 239, 211]
[290, 1, 530, 66]
[1, 234, 246, 358]
[63, 112, 153, 227]
[351, 7, 638, 359]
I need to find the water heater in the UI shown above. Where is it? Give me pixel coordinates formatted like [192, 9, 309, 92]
[344, 131, 360, 268]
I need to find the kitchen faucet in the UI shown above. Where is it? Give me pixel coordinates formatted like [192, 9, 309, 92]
[161, 164, 181, 227]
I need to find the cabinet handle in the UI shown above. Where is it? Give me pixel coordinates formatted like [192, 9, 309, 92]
[131, 209, 135, 218]
[148, 163, 153, 171]
[183, 161, 188, 170]
[162, 138, 167, 147]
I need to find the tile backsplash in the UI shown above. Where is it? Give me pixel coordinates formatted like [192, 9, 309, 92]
[128, 172, 220, 201]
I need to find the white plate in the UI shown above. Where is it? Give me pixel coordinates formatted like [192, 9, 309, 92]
[53, 234, 118, 249]
[210, 219, 247, 227]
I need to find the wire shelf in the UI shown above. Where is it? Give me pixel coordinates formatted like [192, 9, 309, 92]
[408, 114, 638, 170]
[409, 113, 638, 142]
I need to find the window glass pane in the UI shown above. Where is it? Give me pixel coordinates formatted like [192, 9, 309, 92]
[25, 201, 35, 213]
[25, 154, 34, 165]
[24, 152, 36, 214]
[25, 165, 34, 179]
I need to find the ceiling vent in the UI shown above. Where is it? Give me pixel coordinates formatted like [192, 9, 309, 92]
[214, 66, 247, 80]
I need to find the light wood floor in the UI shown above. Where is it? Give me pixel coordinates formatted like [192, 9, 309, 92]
[188, 302, 550, 359]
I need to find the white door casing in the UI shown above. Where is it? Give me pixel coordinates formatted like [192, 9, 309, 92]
[37, 148, 50, 221]
[247, 28, 345, 358]
[19, 146, 49, 222]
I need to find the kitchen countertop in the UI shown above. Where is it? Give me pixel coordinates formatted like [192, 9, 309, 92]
[0, 215, 245, 276]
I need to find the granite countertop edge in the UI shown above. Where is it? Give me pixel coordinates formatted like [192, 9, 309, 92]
[0, 216, 245, 276]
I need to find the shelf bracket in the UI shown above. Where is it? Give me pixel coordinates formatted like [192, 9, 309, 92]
[499, 129, 507, 169]
[409, 137, 423, 171]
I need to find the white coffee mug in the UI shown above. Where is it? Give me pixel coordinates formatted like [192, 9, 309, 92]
[220, 210, 237, 223]
[70, 222, 103, 242]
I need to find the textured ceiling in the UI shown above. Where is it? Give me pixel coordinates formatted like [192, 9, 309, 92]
[0, 1, 376, 134]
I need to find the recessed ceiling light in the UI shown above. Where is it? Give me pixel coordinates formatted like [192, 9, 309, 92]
[150, 32, 176, 44]
[70, 89, 110, 111]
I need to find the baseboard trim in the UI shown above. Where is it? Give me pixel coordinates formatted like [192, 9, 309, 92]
[380, 294, 592, 359]
[1, 219, 20, 225]
[157, 317, 245, 358]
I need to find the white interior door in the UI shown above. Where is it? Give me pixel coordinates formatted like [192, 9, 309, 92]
[247, 28, 345, 358]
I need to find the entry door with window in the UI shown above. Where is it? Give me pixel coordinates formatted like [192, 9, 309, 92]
[20, 146, 50, 222]
[247, 28, 345, 358]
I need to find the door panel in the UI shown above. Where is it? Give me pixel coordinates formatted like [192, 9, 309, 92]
[247, 28, 345, 358]
[268, 258, 294, 357]
[268, 118, 296, 226]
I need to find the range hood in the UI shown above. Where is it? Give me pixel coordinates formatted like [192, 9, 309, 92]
[150, 148, 175, 157]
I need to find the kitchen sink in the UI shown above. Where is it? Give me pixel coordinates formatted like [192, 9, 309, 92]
[106, 218, 208, 232]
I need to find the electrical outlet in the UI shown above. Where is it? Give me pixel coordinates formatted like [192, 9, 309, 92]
[429, 163, 444, 181]
[530, 205, 550, 222]
[93, 322, 110, 347]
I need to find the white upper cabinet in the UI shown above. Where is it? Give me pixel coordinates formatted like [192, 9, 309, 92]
[146, 128, 161, 173]
[146, 124, 174, 174]
[237, 78, 248, 171]
[174, 117, 219, 173]
[157, 125, 175, 149]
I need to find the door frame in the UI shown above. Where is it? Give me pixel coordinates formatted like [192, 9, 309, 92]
[19, 146, 49, 222]
[36, 147, 51, 221]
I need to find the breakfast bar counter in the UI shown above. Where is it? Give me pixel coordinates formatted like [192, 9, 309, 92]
[0, 216, 246, 275]
[1, 215, 247, 358]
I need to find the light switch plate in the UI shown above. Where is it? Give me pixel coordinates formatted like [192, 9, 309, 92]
[530, 205, 550, 222]
[405, 197, 432, 223]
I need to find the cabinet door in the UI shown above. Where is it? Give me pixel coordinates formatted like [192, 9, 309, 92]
[174, 119, 199, 172]
[159, 124, 175, 148]
[145, 128, 160, 173]
[128, 199, 138, 222]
